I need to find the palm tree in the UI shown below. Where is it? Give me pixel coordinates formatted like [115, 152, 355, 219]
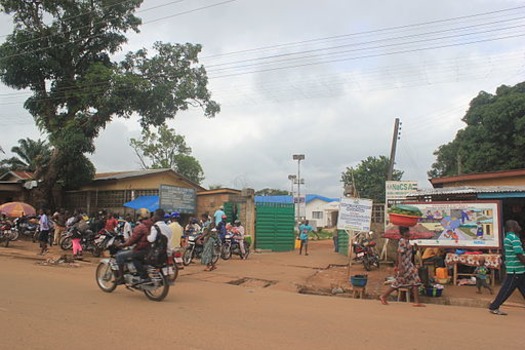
[0, 138, 52, 172]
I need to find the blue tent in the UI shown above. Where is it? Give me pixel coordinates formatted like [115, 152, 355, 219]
[123, 195, 159, 212]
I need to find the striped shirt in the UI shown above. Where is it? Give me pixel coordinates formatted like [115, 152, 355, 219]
[503, 231, 525, 274]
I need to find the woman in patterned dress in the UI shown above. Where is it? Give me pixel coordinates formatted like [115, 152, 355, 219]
[380, 226, 424, 307]
[201, 227, 218, 271]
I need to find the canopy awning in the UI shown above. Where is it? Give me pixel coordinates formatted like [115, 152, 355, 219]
[123, 195, 159, 212]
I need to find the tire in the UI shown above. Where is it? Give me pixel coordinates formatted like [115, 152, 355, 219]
[60, 236, 72, 250]
[95, 262, 117, 293]
[143, 271, 169, 302]
[221, 242, 232, 260]
[92, 246, 102, 258]
[182, 247, 193, 266]
[363, 256, 372, 271]
[10, 229, 19, 241]
[167, 260, 179, 282]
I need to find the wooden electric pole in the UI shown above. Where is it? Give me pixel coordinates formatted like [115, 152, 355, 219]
[387, 118, 401, 180]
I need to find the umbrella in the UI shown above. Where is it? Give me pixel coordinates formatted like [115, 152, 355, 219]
[382, 224, 436, 240]
[0, 201, 36, 218]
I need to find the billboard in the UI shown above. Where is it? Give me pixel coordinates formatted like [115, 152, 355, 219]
[158, 184, 196, 214]
[396, 201, 502, 248]
[337, 197, 373, 231]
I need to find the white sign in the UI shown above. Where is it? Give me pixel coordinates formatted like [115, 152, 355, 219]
[337, 197, 373, 231]
[385, 181, 418, 200]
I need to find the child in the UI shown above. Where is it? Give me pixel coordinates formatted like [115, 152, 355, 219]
[474, 258, 493, 295]
[298, 220, 313, 256]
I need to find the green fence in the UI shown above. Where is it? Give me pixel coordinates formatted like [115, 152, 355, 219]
[255, 202, 295, 251]
[337, 230, 349, 256]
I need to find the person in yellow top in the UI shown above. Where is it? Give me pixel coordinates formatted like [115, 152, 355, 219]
[168, 212, 184, 249]
[421, 247, 445, 267]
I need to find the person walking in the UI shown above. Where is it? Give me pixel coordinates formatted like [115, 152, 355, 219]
[488, 219, 525, 315]
[298, 220, 313, 256]
[213, 206, 225, 226]
[38, 208, 51, 255]
[379, 226, 424, 307]
[201, 227, 219, 271]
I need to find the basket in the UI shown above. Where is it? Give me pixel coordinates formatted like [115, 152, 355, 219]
[436, 277, 451, 285]
[425, 287, 443, 297]
[350, 275, 368, 287]
[389, 213, 420, 227]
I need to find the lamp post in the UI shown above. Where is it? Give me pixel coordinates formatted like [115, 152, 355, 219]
[292, 154, 305, 221]
[287, 174, 297, 196]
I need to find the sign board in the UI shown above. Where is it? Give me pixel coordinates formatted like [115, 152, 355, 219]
[397, 201, 502, 248]
[385, 181, 418, 226]
[337, 197, 373, 231]
[293, 196, 305, 203]
[158, 184, 196, 214]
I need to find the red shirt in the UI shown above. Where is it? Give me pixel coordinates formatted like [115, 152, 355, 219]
[104, 217, 119, 232]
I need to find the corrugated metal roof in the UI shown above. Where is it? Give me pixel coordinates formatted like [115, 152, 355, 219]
[406, 186, 525, 198]
[255, 194, 340, 204]
[94, 169, 169, 181]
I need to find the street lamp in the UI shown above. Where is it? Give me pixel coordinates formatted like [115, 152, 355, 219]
[292, 154, 305, 220]
[287, 174, 297, 196]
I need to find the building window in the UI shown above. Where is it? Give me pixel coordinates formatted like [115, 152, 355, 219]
[312, 211, 323, 219]
[372, 204, 385, 224]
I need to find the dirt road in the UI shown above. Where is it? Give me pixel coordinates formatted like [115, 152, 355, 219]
[1, 241, 524, 350]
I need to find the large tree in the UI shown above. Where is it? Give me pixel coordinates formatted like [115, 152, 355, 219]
[341, 155, 403, 202]
[429, 82, 525, 178]
[0, 0, 219, 208]
[255, 188, 289, 196]
[129, 125, 205, 184]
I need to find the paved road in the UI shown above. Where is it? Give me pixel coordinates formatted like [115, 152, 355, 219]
[1, 253, 524, 350]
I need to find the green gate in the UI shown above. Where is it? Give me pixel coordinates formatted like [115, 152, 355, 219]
[255, 202, 295, 251]
[337, 230, 349, 256]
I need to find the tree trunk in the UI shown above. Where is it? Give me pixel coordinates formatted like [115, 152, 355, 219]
[32, 149, 61, 210]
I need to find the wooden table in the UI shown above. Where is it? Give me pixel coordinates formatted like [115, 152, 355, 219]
[445, 253, 502, 286]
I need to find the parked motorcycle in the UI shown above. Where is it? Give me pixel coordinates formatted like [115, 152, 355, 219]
[60, 226, 100, 256]
[352, 231, 380, 271]
[0, 222, 17, 247]
[220, 232, 250, 260]
[182, 231, 220, 266]
[95, 244, 170, 302]
[13, 217, 38, 241]
[93, 229, 125, 256]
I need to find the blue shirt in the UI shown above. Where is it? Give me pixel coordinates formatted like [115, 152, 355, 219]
[299, 224, 313, 240]
[214, 209, 225, 225]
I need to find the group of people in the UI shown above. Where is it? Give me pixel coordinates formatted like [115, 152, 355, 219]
[379, 220, 525, 314]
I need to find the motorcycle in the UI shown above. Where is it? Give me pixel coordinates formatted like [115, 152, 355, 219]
[13, 217, 38, 241]
[220, 232, 250, 260]
[182, 231, 220, 266]
[352, 231, 380, 271]
[60, 226, 100, 256]
[93, 229, 125, 257]
[0, 222, 18, 247]
[95, 244, 170, 302]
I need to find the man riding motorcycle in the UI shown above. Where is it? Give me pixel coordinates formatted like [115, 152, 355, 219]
[115, 208, 153, 284]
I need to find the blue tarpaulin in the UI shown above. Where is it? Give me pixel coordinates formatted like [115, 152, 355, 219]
[123, 195, 159, 212]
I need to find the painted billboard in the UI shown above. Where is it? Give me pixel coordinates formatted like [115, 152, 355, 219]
[394, 201, 502, 248]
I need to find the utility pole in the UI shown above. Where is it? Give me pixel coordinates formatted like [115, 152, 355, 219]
[387, 118, 401, 180]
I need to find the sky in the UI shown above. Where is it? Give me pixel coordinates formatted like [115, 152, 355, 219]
[1, 0, 524, 198]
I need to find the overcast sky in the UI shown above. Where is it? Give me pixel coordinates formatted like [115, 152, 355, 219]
[1, 0, 524, 198]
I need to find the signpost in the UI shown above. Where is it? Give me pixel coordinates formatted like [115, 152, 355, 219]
[158, 184, 196, 214]
[337, 197, 373, 267]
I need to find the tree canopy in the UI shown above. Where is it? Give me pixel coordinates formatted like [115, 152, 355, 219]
[130, 125, 205, 184]
[0, 137, 51, 172]
[341, 155, 403, 202]
[428, 82, 525, 178]
[255, 188, 289, 196]
[0, 0, 219, 207]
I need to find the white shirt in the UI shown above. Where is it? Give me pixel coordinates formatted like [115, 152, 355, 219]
[122, 221, 132, 240]
[147, 220, 173, 253]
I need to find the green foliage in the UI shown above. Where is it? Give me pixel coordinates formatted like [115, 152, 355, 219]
[0, 1, 219, 201]
[429, 82, 525, 177]
[255, 188, 289, 196]
[0, 138, 51, 172]
[130, 125, 204, 184]
[341, 155, 403, 202]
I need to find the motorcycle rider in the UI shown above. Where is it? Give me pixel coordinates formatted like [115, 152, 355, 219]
[216, 215, 228, 242]
[148, 208, 173, 255]
[115, 208, 153, 284]
[232, 219, 246, 258]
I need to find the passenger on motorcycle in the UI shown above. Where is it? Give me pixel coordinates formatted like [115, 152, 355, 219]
[216, 215, 228, 241]
[148, 209, 173, 255]
[104, 212, 119, 233]
[115, 208, 153, 284]
[232, 219, 246, 258]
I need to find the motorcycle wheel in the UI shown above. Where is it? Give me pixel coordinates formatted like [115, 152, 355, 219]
[167, 260, 179, 282]
[221, 243, 232, 260]
[143, 272, 169, 302]
[60, 236, 72, 250]
[363, 256, 372, 271]
[3, 237, 9, 247]
[182, 247, 193, 266]
[95, 262, 117, 293]
[10, 229, 19, 241]
[92, 246, 102, 258]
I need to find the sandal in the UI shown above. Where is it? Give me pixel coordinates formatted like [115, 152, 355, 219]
[379, 296, 389, 305]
